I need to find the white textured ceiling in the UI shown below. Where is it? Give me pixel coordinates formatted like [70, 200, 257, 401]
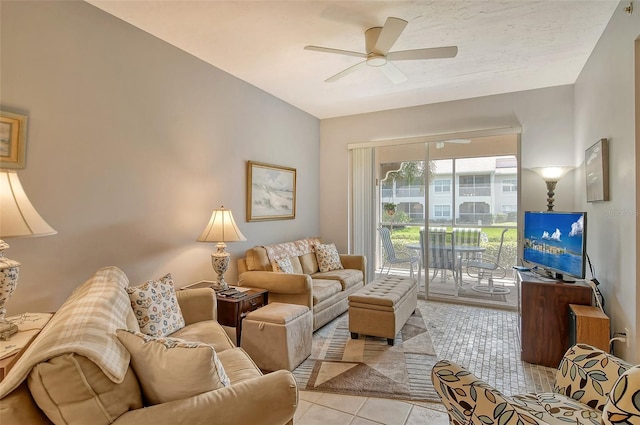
[87, 1, 618, 119]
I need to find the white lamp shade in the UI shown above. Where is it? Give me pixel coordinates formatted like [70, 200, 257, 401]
[197, 207, 246, 243]
[0, 170, 57, 238]
[532, 166, 574, 182]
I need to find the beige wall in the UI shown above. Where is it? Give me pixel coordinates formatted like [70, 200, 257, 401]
[573, 2, 640, 362]
[0, 1, 320, 314]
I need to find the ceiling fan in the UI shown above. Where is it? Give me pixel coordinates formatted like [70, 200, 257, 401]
[304, 17, 458, 84]
[435, 139, 471, 149]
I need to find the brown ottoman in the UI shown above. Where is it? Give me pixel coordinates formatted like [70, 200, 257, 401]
[348, 276, 418, 345]
[241, 302, 312, 371]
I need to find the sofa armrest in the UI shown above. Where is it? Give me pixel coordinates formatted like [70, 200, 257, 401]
[175, 288, 217, 325]
[340, 255, 367, 283]
[238, 271, 312, 295]
[431, 360, 539, 425]
[603, 365, 640, 424]
[554, 344, 633, 412]
[113, 370, 297, 425]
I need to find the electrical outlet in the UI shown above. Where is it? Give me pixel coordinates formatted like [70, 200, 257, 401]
[624, 328, 630, 347]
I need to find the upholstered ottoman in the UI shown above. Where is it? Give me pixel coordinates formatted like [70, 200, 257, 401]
[348, 276, 418, 345]
[241, 302, 312, 371]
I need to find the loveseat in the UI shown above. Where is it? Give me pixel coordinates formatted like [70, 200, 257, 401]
[237, 237, 366, 331]
[431, 343, 639, 424]
[0, 266, 298, 425]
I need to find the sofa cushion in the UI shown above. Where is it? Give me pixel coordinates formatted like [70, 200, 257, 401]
[311, 279, 342, 305]
[116, 330, 230, 405]
[290, 256, 303, 274]
[300, 252, 319, 274]
[246, 246, 272, 271]
[315, 243, 344, 272]
[313, 269, 364, 290]
[126, 273, 185, 337]
[169, 320, 235, 352]
[28, 353, 142, 425]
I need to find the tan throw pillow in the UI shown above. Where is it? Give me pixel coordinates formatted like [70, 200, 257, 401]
[126, 273, 185, 337]
[273, 257, 294, 273]
[315, 243, 344, 273]
[116, 330, 231, 405]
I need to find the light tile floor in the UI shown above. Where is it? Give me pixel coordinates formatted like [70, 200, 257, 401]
[294, 299, 556, 425]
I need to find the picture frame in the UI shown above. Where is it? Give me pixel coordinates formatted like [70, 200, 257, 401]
[0, 111, 28, 169]
[585, 138, 609, 202]
[246, 161, 296, 221]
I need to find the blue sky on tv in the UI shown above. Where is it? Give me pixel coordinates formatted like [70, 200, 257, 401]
[524, 212, 584, 252]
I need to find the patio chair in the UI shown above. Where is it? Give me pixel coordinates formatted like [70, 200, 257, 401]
[420, 228, 458, 296]
[467, 227, 510, 294]
[452, 227, 482, 263]
[377, 226, 418, 278]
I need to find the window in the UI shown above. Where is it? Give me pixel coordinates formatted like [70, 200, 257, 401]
[502, 205, 517, 213]
[434, 205, 451, 218]
[459, 175, 491, 196]
[502, 179, 517, 192]
[434, 179, 450, 193]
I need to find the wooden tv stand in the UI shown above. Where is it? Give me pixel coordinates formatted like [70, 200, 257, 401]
[517, 271, 592, 368]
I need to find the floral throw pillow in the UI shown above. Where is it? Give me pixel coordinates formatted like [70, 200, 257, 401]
[273, 257, 294, 273]
[125, 273, 185, 337]
[116, 330, 230, 405]
[315, 243, 344, 273]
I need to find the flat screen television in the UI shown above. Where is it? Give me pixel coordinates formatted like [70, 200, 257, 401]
[523, 211, 587, 281]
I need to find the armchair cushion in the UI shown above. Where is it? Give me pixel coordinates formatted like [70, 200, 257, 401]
[603, 365, 640, 424]
[116, 330, 230, 405]
[126, 274, 185, 337]
[554, 344, 631, 411]
[28, 353, 143, 425]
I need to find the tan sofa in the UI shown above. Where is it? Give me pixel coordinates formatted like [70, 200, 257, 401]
[0, 267, 298, 425]
[237, 238, 367, 331]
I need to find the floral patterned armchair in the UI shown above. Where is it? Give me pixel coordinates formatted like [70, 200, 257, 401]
[431, 344, 639, 425]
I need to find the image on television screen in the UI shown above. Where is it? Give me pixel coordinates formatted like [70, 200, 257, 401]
[523, 211, 586, 278]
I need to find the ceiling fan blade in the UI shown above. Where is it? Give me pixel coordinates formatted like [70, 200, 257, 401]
[325, 60, 367, 82]
[387, 46, 458, 61]
[379, 62, 407, 85]
[374, 17, 407, 54]
[304, 45, 367, 58]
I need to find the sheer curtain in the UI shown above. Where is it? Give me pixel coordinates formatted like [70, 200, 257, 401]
[349, 147, 376, 281]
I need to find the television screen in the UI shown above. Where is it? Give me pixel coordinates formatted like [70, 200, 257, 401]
[523, 211, 587, 280]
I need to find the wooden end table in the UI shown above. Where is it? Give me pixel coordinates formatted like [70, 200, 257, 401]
[180, 281, 268, 347]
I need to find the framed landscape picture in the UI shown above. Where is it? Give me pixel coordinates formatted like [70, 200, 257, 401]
[0, 111, 28, 169]
[246, 161, 296, 221]
[585, 138, 609, 202]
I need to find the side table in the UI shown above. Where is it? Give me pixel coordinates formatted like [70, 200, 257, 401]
[0, 312, 52, 381]
[180, 281, 268, 347]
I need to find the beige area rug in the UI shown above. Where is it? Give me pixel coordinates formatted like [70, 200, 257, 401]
[292, 309, 440, 402]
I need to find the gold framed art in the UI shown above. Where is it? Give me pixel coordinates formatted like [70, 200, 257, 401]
[246, 161, 296, 221]
[0, 111, 28, 170]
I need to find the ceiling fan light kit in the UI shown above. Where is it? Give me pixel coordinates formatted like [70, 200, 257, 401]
[305, 17, 458, 84]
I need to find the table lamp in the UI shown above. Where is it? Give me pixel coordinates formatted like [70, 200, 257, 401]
[0, 170, 56, 340]
[197, 206, 246, 291]
[532, 166, 573, 211]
